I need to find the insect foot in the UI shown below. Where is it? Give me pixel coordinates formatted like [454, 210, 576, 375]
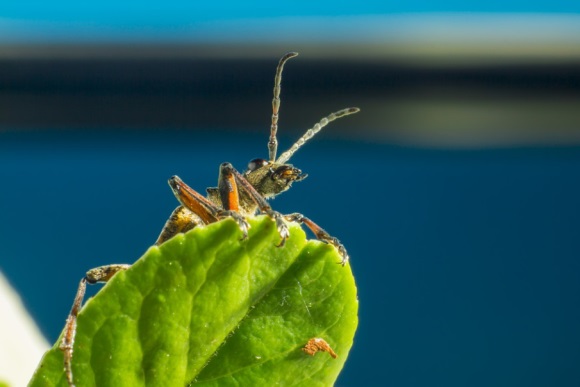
[266, 209, 291, 247]
[285, 213, 350, 265]
[217, 209, 250, 239]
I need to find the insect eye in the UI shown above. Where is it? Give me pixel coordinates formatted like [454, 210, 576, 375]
[247, 158, 268, 172]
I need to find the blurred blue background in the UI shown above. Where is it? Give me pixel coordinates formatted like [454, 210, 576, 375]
[1, 1, 580, 386]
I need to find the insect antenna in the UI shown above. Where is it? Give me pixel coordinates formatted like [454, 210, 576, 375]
[276, 107, 360, 164]
[269, 51, 299, 162]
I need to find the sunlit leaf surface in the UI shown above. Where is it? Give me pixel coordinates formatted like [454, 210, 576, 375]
[30, 216, 358, 386]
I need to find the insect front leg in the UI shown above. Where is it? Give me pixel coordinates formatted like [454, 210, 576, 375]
[60, 264, 131, 387]
[285, 213, 350, 265]
[221, 162, 290, 245]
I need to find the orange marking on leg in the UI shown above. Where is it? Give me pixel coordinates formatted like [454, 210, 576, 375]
[224, 174, 240, 211]
[169, 176, 218, 224]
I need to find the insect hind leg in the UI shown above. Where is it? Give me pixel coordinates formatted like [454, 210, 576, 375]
[60, 264, 131, 387]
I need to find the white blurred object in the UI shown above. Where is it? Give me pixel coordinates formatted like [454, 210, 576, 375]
[0, 271, 49, 387]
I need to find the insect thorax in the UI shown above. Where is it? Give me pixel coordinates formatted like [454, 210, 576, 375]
[206, 161, 307, 216]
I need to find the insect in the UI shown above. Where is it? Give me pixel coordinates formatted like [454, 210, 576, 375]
[58, 51, 359, 387]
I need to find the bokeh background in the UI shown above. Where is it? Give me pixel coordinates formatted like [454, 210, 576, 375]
[1, 1, 580, 386]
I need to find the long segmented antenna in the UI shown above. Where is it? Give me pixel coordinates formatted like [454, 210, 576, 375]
[269, 51, 299, 162]
[276, 107, 360, 164]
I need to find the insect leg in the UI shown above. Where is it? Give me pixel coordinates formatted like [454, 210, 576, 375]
[220, 162, 290, 245]
[168, 175, 249, 238]
[60, 264, 131, 387]
[214, 162, 252, 238]
[285, 213, 349, 265]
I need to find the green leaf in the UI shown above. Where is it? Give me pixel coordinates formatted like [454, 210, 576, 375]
[29, 216, 358, 386]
